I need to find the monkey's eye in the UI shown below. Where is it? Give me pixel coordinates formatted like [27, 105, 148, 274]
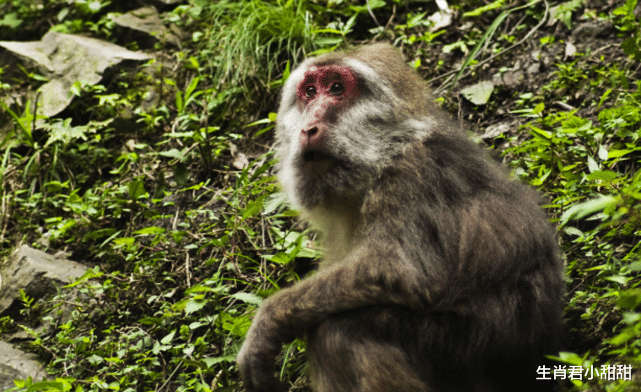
[329, 82, 345, 96]
[305, 85, 316, 98]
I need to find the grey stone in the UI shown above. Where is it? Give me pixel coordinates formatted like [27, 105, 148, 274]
[0, 245, 87, 317]
[0, 341, 48, 390]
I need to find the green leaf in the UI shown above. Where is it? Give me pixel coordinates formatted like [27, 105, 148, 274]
[241, 196, 265, 221]
[585, 170, 618, 182]
[586, 156, 599, 173]
[608, 148, 637, 159]
[604, 275, 629, 285]
[133, 226, 166, 235]
[43, 118, 90, 147]
[559, 195, 618, 227]
[552, 351, 587, 366]
[610, 328, 636, 345]
[0, 12, 23, 29]
[24, 381, 65, 392]
[563, 227, 584, 237]
[463, 0, 506, 17]
[597, 88, 612, 109]
[203, 354, 236, 368]
[175, 90, 183, 112]
[65, 267, 103, 288]
[161, 330, 176, 344]
[617, 289, 641, 309]
[613, 0, 638, 15]
[128, 179, 146, 200]
[407, 12, 427, 27]
[264, 252, 290, 264]
[230, 292, 262, 305]
[83, 228, 117, 241]
[159, 148, 186, 161]
[621, 37, 638, 57]
[185, 76, 200, 100]
[532, 102, 545, 115]
[219, 312, 252, 337]
[282, 61, 290, 82]
[174, 162, 189, 187]
[625, 262, 641, 273]
[184, 299, 207, 315]
[550, 0, 584, 29]
[528, 126, 552, 140]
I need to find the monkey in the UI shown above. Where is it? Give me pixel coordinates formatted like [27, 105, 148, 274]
[236, 43, 564, 392]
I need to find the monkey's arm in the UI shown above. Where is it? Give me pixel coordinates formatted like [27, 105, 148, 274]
[237, 244, 437, 391]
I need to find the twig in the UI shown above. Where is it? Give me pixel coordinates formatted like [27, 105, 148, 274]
[385, 3, 396, 30]
[366, 0, 381, 27]
[158, 361, 183, 392]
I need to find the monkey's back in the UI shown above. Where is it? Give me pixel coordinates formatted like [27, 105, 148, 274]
[344, 130, 564, 391]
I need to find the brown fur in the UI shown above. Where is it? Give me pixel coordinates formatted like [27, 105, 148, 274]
[237, 43, 564, 392]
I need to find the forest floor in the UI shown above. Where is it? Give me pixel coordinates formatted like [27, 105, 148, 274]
[0, 0, 640, 391]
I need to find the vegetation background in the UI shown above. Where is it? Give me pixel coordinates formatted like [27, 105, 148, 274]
[0, 0, 640, 391]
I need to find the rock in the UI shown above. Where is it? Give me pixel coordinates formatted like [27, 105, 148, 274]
[113, 6, 181, 47]
[0, 246, 90, 388]
[0, 245, 88, 318]
[0, 341, 48, 390]
[0, 31, 150, 119]
[480, 122, 512, 140]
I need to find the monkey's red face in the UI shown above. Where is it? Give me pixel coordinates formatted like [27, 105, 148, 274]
[295, 65, 360, 176]
[296, 65, 360, 108]
[276, 55, 400, 209]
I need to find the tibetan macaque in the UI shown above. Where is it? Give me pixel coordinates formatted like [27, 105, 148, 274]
[237, 43, 564, 392]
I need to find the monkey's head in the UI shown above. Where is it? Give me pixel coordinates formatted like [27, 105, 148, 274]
[276, 43, 440, 211]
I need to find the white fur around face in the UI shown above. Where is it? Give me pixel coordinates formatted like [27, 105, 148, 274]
[274, 52, 436, 226]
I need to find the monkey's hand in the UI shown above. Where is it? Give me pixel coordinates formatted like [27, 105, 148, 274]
[237, 300, 289, 392]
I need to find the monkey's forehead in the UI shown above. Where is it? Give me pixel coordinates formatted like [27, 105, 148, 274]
[288, 57, 378, 86]
[300, 64, 358, 84]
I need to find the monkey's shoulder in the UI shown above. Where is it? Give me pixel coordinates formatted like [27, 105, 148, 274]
[367, 132, 540, 211]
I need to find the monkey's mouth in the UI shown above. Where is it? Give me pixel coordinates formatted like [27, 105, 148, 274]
[301, 149, 337, 175]
[303, 150, 333, 162]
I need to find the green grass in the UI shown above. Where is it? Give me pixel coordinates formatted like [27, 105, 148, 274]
[0, 0, 640, 391]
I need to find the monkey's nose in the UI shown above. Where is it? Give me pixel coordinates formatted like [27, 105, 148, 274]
[303, 127, 319, 137]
